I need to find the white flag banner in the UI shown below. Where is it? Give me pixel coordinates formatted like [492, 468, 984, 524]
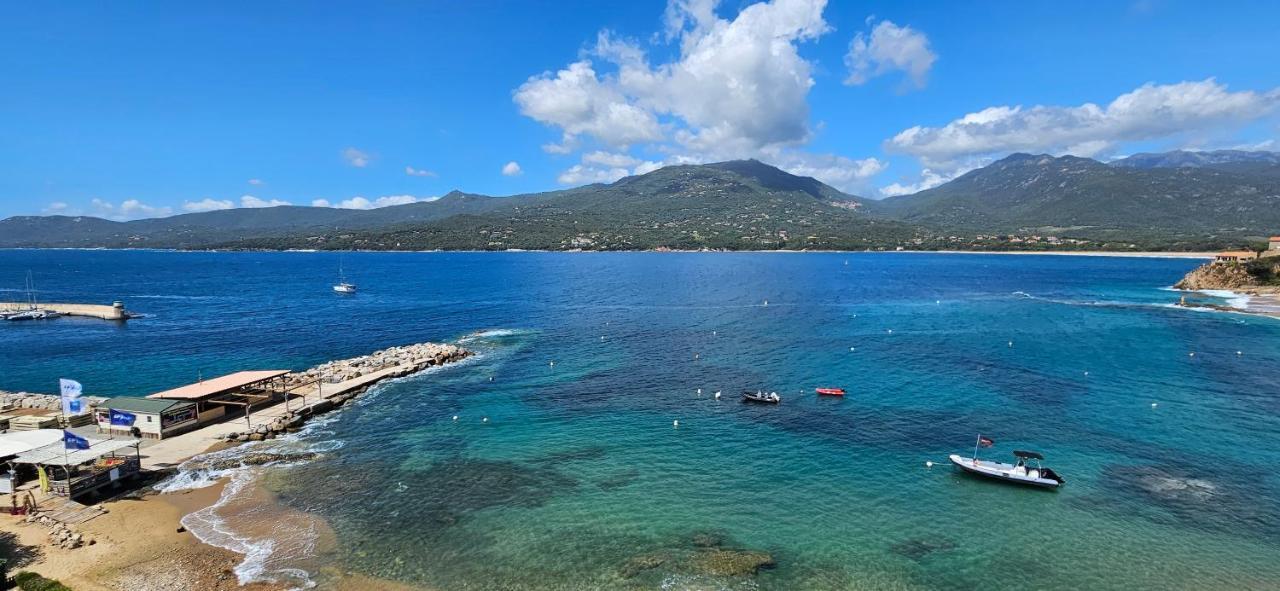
[59, 378, 87, 416]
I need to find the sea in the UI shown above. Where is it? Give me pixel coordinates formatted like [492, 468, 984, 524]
[2, 250, 1278, 590]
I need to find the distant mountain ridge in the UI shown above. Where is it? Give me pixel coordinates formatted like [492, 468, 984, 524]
[3, 151, 1279, 251]
[872, 151, 1280, 245]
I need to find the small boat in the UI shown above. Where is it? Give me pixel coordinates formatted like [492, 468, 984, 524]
[815, 387, 846, 396]
[6, 309, 58, 321]
[333, 258, 357, 294]
[742, 390, 781, 404]
[949, 448, 1065, 489]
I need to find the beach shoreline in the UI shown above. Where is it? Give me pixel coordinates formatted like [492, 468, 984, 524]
[0, 341, 473, 590]
[1173, 286, 1280, 319]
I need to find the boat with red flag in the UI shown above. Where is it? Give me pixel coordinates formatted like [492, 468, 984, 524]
[815, 387, 846, 396]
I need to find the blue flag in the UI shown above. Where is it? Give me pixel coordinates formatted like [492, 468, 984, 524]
[63, 430, 89, 451]
[109, 409, 136, 427]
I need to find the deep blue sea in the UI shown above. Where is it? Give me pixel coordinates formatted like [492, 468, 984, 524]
[3, 250, 1279, 590]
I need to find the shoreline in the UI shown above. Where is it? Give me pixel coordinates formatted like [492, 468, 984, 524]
[0, 246, 1218, 258]
[1173, 286, 1280, 319]
[0, 341, 473, 589]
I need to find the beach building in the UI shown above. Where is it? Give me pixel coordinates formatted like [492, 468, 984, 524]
[1264, 236, 1280, 257]
[145, 370, 292, 429]
[93, 397, 198, 440]
[6, 436, 141, 499]
[0, 430, 64, 493]
[1214, 250, 1258, 264]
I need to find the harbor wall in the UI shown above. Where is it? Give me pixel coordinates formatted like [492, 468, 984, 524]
[0, 301, 128, 320]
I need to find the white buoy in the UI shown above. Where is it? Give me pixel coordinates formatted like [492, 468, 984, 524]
[483, 417, 489, 423]
[673, 420, 679, 428]
[1008, 341, 1013, 347]
[714, 391, 721, 400]
[926, 461, 934, 468]
[713, 330, 717, 336]
[1084, 371, 1090, 376]
[1188, 352, 1195, 357]
[849, 346, 856, 351]
[550, 360, 556, 366]
[452, 415, 458, 421]
[1151, 403, 1158, 409]
[764, 300, 769, 306]
[489, 376, 494, 382]
[1237, 351, 1243, 356]
[887, 329, 893, 334]
[696, 388, 702, 394]
[601, 336, 605, 341]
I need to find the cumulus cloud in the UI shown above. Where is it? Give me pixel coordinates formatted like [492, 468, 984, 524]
[405, 166, 437, 177]
[312, 195, 435, 209]
[43, 202, 69, 214]
[88, 198, 173, 220]
[342, 147, 371, 167]
[582, 151, 641, 168]
[557, 164, 631, 185]
[879, 167, 973, 197]
[183, 198, 235, 212]
[844, 19, 936, 89]
[502, 161, 523, 176]
[240, 195, 291, 208]
[886, 78, 1280, 169]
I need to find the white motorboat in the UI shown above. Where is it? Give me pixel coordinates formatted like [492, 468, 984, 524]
[949, 448, 1065, 489]
[6, 309, 59, 321]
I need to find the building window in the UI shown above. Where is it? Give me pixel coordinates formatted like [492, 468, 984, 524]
[147, 416, 153, 422]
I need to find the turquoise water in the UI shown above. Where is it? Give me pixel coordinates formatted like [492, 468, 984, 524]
[3, 251, 1279, 590]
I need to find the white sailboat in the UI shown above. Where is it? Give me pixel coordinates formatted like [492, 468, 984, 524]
[333, 258, 357, 294]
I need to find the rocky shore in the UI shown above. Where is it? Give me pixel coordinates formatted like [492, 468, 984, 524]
[223, 342, 471, 443]
[0, 390, 106, 411]
[1173, 259, 1280, 318]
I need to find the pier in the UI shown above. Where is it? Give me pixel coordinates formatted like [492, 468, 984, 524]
[0, 300, 131, 320]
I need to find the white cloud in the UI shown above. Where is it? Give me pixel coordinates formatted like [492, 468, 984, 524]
[887, 78, 1280, 169]
[516, 0, 889, 194]
[342, 147, 371, 167]
[88, 198, 173, 220]
[248, 178, 263, 185]
[312, 195, 435, 209]
[240, 195, 291, 208]
[502, 161, 523, 176]
[43, 202, 69, 214]
[880, 168, 964, 197]
[582, 151, 642, 168]
[515, 0, 829, 156]
[183, 198, 235, 212]
[844, 19, 936, 89]
[405, 166, 437, 177]
[557, 164, 631, 185]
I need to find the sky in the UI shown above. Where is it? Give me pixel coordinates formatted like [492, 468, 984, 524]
[2, 0, 1279, 220]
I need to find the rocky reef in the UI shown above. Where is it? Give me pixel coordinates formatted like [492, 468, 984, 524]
[0, 390, 106, 412]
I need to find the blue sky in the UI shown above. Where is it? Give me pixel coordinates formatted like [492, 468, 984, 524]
[2, 1, 1278, 219]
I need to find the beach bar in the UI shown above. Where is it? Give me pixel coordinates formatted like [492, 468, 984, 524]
[94, 397, 198, 440]
[146, 370, 292, 429]
[8, 438, 141, 499]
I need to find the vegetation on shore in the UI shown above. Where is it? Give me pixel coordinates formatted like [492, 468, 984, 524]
[1174, 258, 1280, 290]
[2, 152, 1279, 252]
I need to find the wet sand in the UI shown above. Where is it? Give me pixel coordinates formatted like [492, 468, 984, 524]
[0, 480, 286, 591]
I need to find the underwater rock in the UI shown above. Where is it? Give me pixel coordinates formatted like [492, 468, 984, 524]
[184, 450, 319, 471]
[690, 530, 725, 548]
[597, 469, 640, 491]
[687, 548, 775, 577]
[890, 537, 957, 560]
[620, 551, 670, 578]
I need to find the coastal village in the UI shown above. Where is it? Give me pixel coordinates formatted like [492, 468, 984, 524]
[0, 341, 470, 589]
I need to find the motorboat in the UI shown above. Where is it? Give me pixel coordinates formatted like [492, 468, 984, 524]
[815, 387, 846, 396]
[949, 449, 1065, 489]
[742, 390, 781, 404]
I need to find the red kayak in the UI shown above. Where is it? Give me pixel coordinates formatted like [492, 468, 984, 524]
[816, 387, 846, 396]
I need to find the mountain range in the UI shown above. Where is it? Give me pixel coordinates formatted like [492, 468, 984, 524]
[3, 150, 1278, 251]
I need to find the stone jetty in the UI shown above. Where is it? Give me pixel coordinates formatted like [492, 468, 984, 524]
[0, 390, 107, 411]
[222, 342, 471, 442]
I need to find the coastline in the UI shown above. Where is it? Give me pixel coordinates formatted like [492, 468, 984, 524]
[0, 246, 1218, 258]
[0, 341, 473, 589]
[1174, 286, 1280, 319]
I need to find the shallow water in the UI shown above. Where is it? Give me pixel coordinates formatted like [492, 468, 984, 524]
[3, 250, 1279, 590]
